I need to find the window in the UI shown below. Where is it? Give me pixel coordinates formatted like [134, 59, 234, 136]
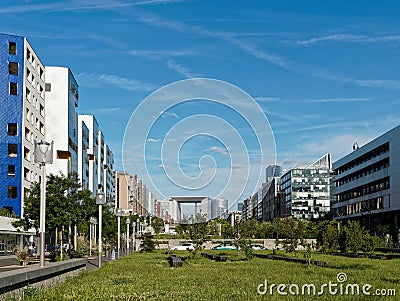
[39, 122, 44, 135]
[7, 123, 17, 136]
[8, 165, 15, 178]
[24, 147, 30, 161]
[8, 144, 17, 157]
[8, 42, 16, 55]
[8, 186, 17, 199]
[25, 127, 31, 141]
[40, 104, 44, 117]
[45, 83, 51, 92]
[8, 62, 18, 75]
[24, 168, 30, 181]
[26, 87, 31, 102]
[10, 82, 17, 95]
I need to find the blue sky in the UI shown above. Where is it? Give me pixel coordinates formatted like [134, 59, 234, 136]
[2, 0, 400, 208]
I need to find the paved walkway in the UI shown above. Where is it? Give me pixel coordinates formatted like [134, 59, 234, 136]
[0, 251, 132, 274]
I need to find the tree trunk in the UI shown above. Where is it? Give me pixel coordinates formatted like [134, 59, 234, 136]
[60, 228, 63, 261]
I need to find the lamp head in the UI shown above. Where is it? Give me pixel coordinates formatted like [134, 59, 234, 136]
[96, 191, 105, 205]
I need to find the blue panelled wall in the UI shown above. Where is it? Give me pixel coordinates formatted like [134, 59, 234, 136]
[0, 34, 25, 216]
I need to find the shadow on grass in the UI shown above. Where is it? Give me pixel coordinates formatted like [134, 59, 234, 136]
[328, 263, 372, 270]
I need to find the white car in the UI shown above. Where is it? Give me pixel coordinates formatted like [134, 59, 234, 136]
[171, 242, 195, 251]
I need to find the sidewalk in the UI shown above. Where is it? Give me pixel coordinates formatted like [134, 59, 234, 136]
[0, 256, 24, 273]
[0, 251, 132, 274]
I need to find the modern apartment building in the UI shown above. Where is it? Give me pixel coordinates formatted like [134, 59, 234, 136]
[78, 115, 99, 194]
[44, 66, 79, 176]
[0, 33, 46, 216]
[104, 144, 114, 204]
[77, 119, 90, 190]
[262, 177, 282, 221]
[331, 125, 400, 227]
[77, 115, 114, 202]
[280, 154, 332, 220]
[227, 210, 242, 227]
[114, 171, 152, 216]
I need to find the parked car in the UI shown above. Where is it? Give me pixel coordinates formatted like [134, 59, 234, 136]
[249, 244, 267, 250]
[46, 244, 61, 252]
[171, 242, 195, 251]
[212, 244, 237, 250]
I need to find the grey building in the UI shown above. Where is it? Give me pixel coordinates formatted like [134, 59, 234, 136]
[262, 177, 282, 221]
[331, 125, 400, 227]
[210, 198, 228, 219]
[280, 154, 332, 220]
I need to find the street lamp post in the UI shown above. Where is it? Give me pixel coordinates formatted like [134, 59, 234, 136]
[89, 217, 93, 256]
[89, 217, 97, 256]
[33, 140, 53, 268]
[132, 222, 136, 252]
[96, 191, 105, 268]
[126, 218, 130, 254]
[116, 208, 122, 258]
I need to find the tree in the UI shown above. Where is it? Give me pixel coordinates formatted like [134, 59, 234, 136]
[140, 233, 155, 252]
[238, 219, 258, 238]
[279, 218, 307, 253]
[0, 207, 17, 218]
[13, 172, 99, 258]
[152, 217, 164, 235]
[343, 220, 364, 253]
[319, 221, 340, 254]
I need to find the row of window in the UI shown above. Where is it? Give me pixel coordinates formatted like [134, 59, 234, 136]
[336, 142, 389, 175]
[26, 88, 45, 117]
[7, 144, 32, 162]
[8, 164, 40, 182]
[335, 177, 390, 203]
[26, 108, 44, 134]
[335, 158, 389, 187]
[26, 69, 45, 99]
[333, 196, 385, 216]
[26, 47, 44, 79]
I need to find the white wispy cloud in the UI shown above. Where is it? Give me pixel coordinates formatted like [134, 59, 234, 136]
[87, 107, 122, 115]
[0, 0, 183, 14]
[256, 96, 372, 103]
[205, 146, 229, 156]
[128, 49, 197, 60]
[147, 138, 159, 143]
[161, 111, 179, 118]
[166, 59, 198, 78]
[76, 73, 157, 92]
[295, 33, 400, 45]
[139, 14, 400, 92]
[139, 14, 291, 69]
[313, 70, 400, 91]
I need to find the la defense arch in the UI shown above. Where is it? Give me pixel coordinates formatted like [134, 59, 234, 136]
[168, 196, 209, 223]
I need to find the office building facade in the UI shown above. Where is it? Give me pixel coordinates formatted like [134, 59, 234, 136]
[332, 125, 400, 227]
[280, 154, 332, 220]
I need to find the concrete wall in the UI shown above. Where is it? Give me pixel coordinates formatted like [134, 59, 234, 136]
[0, 258, 87, 300]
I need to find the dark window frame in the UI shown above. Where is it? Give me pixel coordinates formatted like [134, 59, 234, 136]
[8, 42, 16, 55]
[10, 82, 17, 95]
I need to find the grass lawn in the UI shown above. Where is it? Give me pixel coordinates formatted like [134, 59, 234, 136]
[19, 250, 400, 300]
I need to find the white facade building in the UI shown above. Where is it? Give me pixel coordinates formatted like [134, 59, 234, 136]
[332, 125, 400, 227]
[44, 66, 79, 177]
[78, 115, 99, 194]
